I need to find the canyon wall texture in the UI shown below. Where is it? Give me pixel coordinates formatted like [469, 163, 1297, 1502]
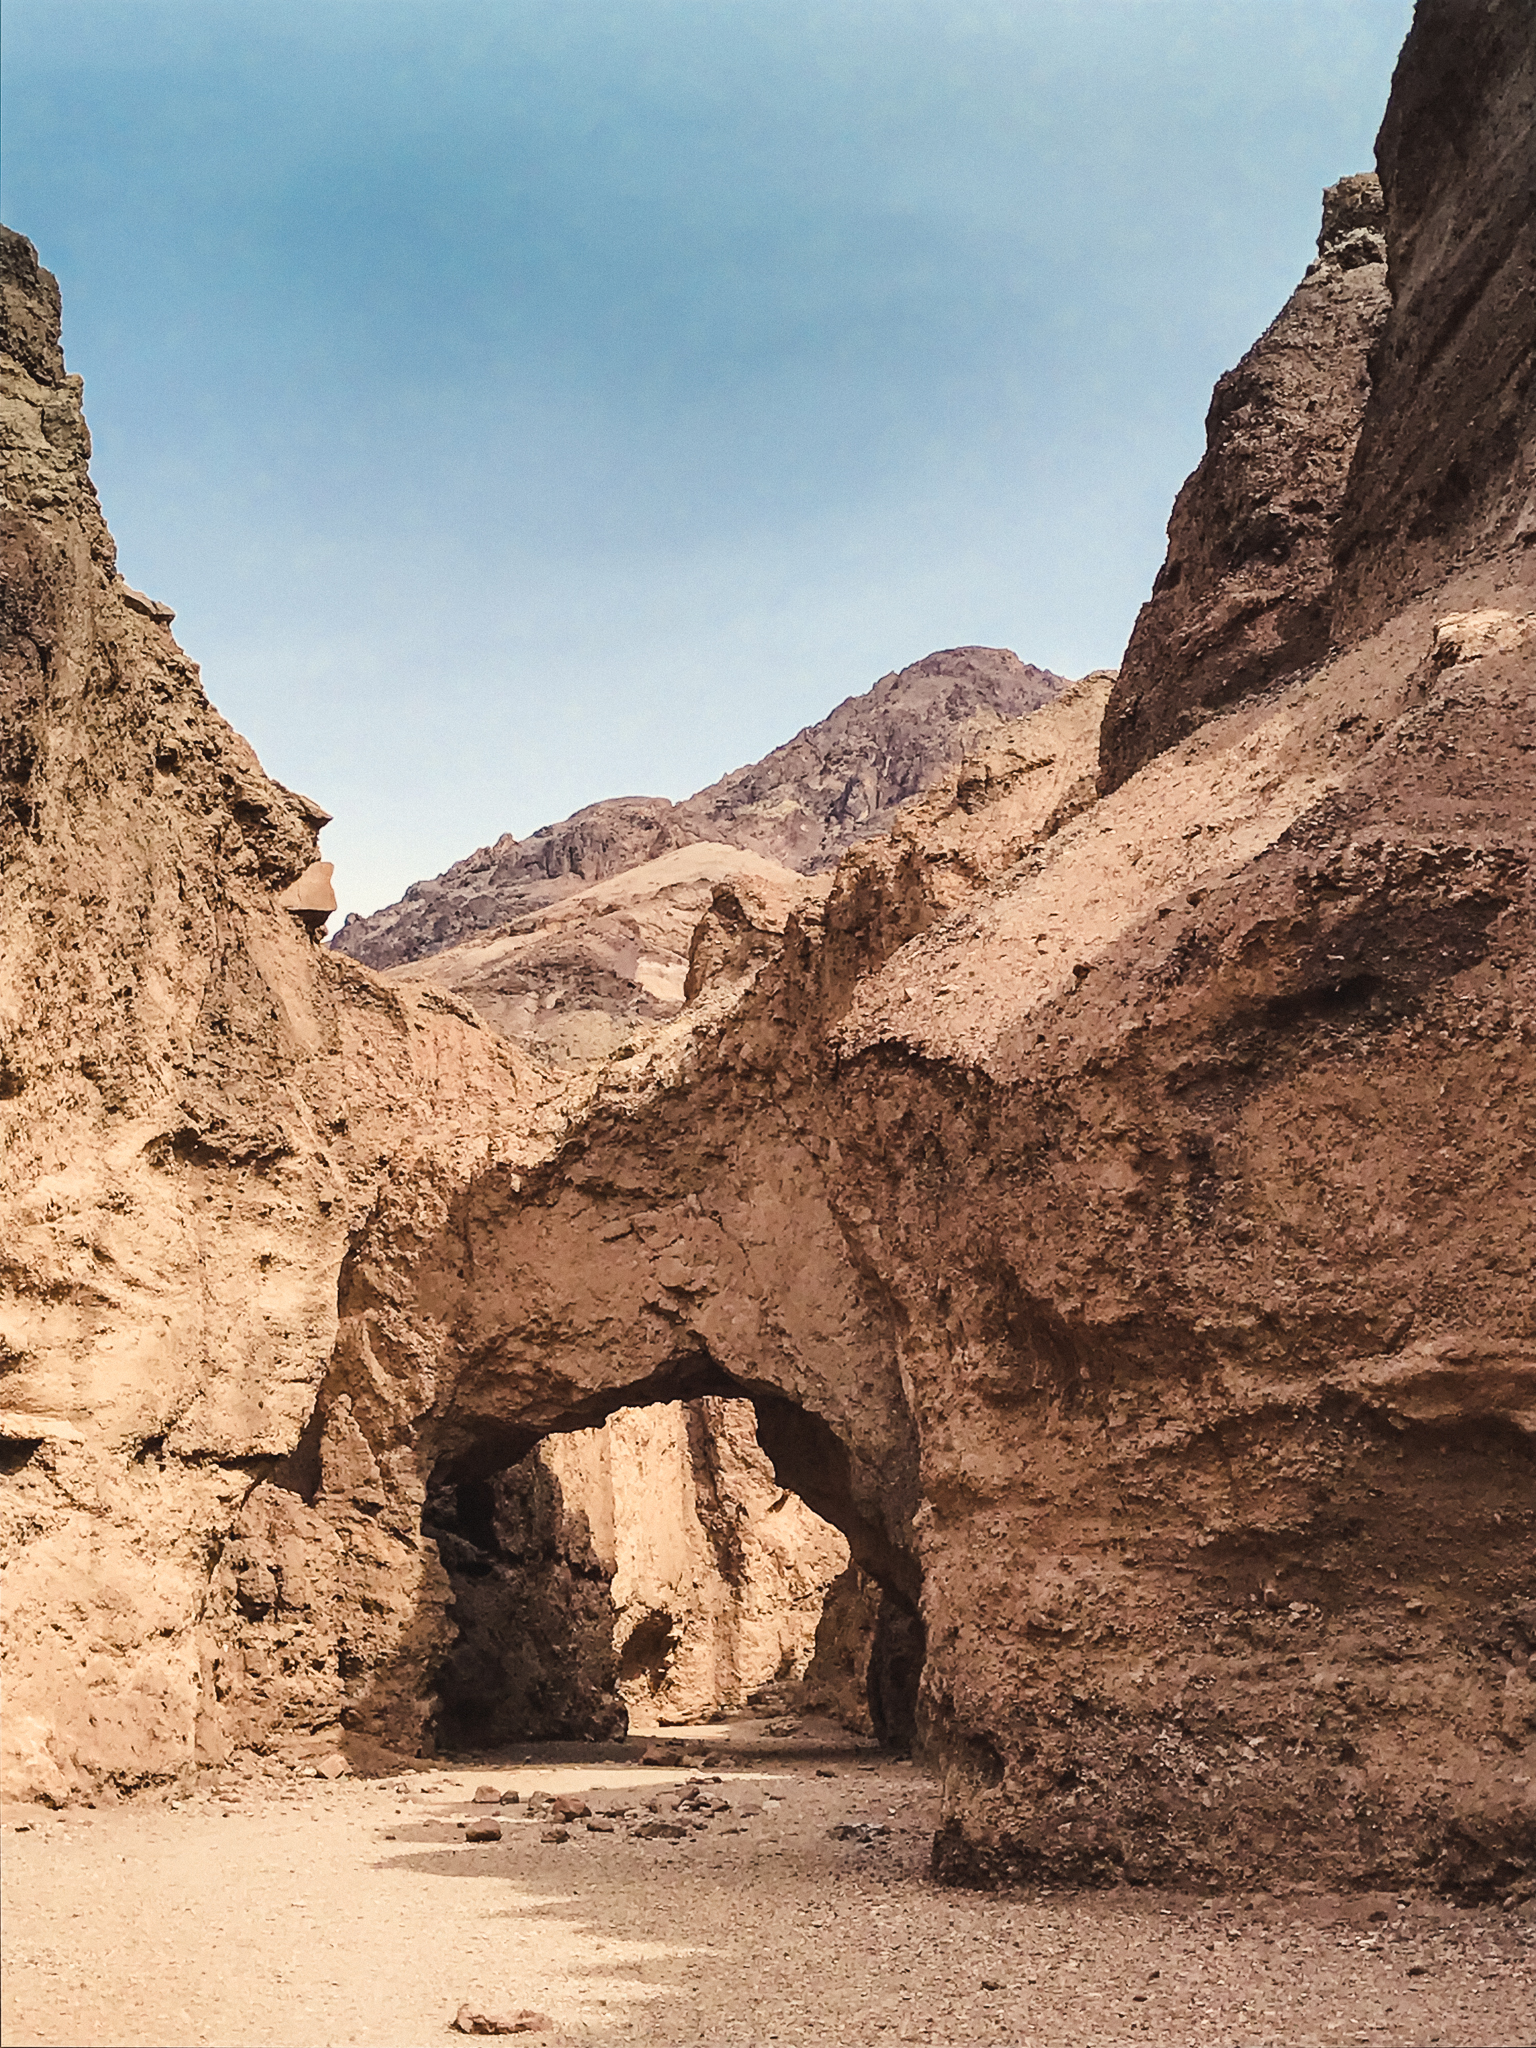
[0, 225, 557, 1798]
[426, 1398, 847, 1745]
[1097, 175, 1390, 792]
[1, 0, 1532, 1904]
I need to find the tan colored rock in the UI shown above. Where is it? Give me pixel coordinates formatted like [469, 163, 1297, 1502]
[1432, 608, 1533, 668]
[543, 1399, 848, 1726]
[0, 223, 553, 1802]
[387, 841, 822, 1068]
[3, 0, 1533, 1903]
[453, 2005, 553, 2036]
[274, 859, 339, 929]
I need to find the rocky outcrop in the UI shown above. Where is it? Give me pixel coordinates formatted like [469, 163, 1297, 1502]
[419, 1398, 848, 1745]
[333, 647, 1065, 968]
[1331, 0, 1536, 640]
[1097, 176, 1389, 792]
[384, 840, 823, 1067]
[257, 0, 1531, 1894]
[333, 797, 696, 971]
[676, 645, 1067, 871]
[799, 1564, 925, 1750]
[547, 1398, 847, 1727]
[423, 1448, 629, 1745]
[3, 0, 1532, 1908]
[0, 224, 553, 1800]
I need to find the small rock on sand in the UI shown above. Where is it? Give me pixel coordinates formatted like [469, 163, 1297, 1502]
[540, 1826, 570, 1844]
[472, 1785, 501, 1804]
[465, 1821, 503, 1843]
[453, 2003, 554, 2034]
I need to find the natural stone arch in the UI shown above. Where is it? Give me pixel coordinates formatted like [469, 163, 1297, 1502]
[419, 1365, 926, 1754]
[215, 1089, 928, 1771]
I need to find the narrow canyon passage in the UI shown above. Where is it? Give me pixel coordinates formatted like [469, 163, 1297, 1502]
[417, 1389, 926, 1756]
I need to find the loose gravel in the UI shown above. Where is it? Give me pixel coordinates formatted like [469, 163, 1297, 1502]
[2, 1744, 1531, 2046]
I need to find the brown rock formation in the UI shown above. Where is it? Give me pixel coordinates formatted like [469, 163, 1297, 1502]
[1098, 176, 1390, 792]
[1331, 0, 1536, 639]
[385, 839, 823, 1067]
[676, 644, 1067, 871]
[334, 796, 695, 971]
[418, 1398, 848, 1746]
[0, 224, 552, 1800]
[543, 1398, 847, 1728]
[423, 1444, 630, 1745]
[333, 646, 1065, 969]
[3, 0, 1532, 1910]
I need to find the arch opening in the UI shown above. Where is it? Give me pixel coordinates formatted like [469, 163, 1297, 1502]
[419, 1367, 924, 1757]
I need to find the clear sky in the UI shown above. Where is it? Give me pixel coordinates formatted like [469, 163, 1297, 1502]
[3, 0, 1412, 920]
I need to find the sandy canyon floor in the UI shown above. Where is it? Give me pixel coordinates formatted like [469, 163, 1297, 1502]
[2, 1725, 1532, 2048]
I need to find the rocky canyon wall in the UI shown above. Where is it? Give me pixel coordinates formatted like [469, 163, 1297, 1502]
[1, 0, 1532, 1905]
[0, 225, 559, 1799]
[1097, 175, 1390, 791]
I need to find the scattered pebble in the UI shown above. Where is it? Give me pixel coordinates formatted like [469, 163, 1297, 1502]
[453, 2003, 554, 2034]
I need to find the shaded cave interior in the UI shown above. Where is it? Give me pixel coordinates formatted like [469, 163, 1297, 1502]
[419, 1359, 924, 1754]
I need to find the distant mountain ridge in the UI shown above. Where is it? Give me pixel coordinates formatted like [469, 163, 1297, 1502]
[331, 645, 1066, 969]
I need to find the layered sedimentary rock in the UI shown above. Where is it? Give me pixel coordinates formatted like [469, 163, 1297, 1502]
[333, 646, 1065, 969]
[384, 840, 823, 1067]
[1097, 176, 1390, 792]
[2, 0, 1532, 1905]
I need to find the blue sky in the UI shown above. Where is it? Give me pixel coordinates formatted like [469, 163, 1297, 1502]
[3, 0, 1412, 919]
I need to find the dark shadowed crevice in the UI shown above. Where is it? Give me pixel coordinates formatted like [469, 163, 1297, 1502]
[424, 1451, 627, 1747]
[418, 1364, 926, 1751]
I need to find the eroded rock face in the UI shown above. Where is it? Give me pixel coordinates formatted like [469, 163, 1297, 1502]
[424, 1448, 629, 1745]
[384, 841, 824, 1068]
[1332, 0, 1536, 641]
[0, 224, 552, 1800]
[550, 1398, 847, 1727]
[277, 0, 1533, 1892]
[333, 647, 1066, 969]
[1097, 176, 1390, 793]
[419, 1399, 849, 1744]
[2, 0, 1531, 1902]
